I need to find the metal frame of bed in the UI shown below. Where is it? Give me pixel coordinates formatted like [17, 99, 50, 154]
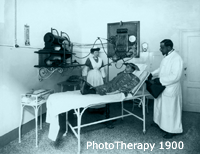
[64, 71, 150, 154]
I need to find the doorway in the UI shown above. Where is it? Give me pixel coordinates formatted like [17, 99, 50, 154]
[180, 30, 200, 113]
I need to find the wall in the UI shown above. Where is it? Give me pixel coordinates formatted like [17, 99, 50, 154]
[0, 0, 200, 138]
[0, 0, 82, 137]
[75, 0, 200, 79]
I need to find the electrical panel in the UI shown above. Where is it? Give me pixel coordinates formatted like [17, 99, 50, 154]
[107, 21, 140, 60]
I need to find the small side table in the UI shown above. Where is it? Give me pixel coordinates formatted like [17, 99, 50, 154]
[18, 89, 54, 147]
[57, 81, 80, 92]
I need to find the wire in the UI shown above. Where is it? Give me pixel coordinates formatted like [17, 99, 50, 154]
[73, 53, 90, 59]
[97, 37, 108, 56]
[73, 37, 109, 60]
[61, 31, 70, 42]
[93, 37, 130, 69]
[73, 42, 108, 48]
[73, 38, 99, 59]
[72, 37, 135, 70]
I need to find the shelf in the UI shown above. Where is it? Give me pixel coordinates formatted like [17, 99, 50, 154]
[34, 44, 81, 81]
[34, 50, 75, 55]
[34, 64, 85, 81]
[34, 64, 84, 68]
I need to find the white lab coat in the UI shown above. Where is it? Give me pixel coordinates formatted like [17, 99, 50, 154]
[152, 50, 183, 133]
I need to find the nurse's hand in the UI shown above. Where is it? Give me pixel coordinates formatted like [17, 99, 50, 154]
[83, 76, 87, 81]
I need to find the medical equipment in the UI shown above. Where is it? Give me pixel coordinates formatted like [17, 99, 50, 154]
[142, 42, 148, 52]
[35, 28, 73, 67]
[107, 21, 140, 61]
[34, 28, 85, 81]
[43, 28, 71, 51]
[46, 64, 150, 154]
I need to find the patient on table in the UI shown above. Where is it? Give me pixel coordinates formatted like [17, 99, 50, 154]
[80, 63, 140, 96]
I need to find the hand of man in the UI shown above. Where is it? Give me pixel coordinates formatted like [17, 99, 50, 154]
[148, 73, 153, 80]
[154, 78, 162, 85]
[148, 79, 155, 84]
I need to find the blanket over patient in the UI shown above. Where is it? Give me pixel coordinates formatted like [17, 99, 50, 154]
[46, 91, 126, 141]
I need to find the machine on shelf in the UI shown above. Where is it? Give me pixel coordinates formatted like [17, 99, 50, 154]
[34, 28, 83, 81]
[35, 28, 73, 67]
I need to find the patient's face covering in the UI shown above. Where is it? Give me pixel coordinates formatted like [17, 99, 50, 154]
[125, 65, 135, 73]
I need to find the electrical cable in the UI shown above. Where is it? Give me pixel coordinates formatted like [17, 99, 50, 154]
[72, 37, 136, 70]
[73, 42, 107, 48]
[73, 37, 99, 59]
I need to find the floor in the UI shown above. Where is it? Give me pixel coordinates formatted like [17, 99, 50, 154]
[0, 100, 200, 154]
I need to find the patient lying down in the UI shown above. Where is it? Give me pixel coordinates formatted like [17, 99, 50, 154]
[80, 63, 140, 96]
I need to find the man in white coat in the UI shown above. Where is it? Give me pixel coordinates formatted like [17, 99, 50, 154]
[150, 39, 183, 139]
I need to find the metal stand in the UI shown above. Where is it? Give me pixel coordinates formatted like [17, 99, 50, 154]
[19, 90, 53, 147]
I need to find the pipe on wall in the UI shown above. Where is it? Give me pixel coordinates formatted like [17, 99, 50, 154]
[15, 0, 19, 48]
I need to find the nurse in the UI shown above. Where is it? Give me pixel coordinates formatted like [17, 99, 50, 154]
[82, 47, 106, 85]
[150, 39, 183, 139]
[82, 47, 106, 113]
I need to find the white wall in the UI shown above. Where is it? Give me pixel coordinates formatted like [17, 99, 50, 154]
[77, 0, 200, 48]
[0, 0, 200, 137]
[0, 0, 82, 136]
[16, 0, 81, 48]
[75, 0, 200, 79]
